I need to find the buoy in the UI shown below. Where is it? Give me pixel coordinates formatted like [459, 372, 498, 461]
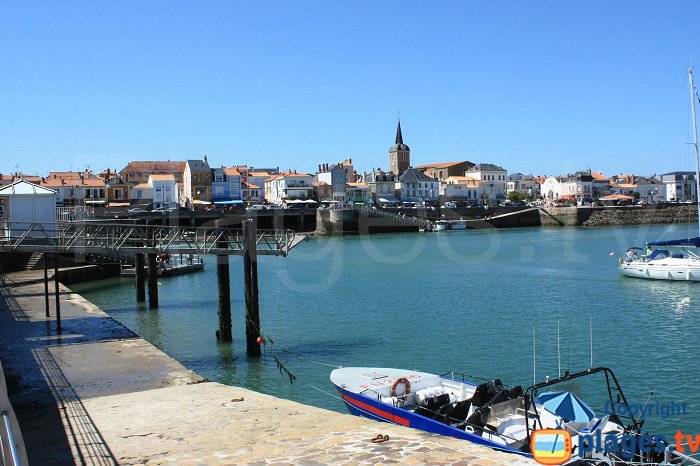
[256, 336, 264, 344]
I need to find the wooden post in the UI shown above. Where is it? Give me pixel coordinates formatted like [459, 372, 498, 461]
[53, 253, 61, 333]
[215, 219, 232, 341]
[147, 253, 158, 308]
[135, 253, 146, 302]
[243, 219, 261, 355]
[43, 253, 50, 317]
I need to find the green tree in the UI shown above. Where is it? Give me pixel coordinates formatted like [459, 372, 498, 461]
[507, 191, 528, 202]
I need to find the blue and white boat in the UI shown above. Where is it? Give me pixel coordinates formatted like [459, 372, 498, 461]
[619, 68, 700, 282]
[331, 366, 693, 464]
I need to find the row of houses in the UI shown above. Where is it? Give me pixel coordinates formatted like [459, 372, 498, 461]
[1, 121, 697, 209]
[2, 164, 695, 210]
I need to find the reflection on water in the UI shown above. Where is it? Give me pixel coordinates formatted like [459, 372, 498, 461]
[73, 223, 700, 437]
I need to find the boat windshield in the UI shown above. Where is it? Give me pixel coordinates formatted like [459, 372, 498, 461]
[485, 397, 530, 426]
[649, 249, 670, 260]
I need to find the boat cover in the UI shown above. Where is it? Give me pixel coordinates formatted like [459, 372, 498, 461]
[648, 236, 700, 248]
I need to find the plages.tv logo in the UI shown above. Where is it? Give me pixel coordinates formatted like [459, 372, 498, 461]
[530, 428, 572, 465]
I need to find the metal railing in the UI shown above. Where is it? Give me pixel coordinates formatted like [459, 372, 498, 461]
[1, 411, 23, 466]
[350, 205, 433, 229]
[0, 221, 305, 256]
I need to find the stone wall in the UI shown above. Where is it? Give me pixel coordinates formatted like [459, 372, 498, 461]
[581, 205, 698, 227]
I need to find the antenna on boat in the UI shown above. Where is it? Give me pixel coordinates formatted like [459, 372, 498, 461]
[557, 321, 561, 378]
[589, 314, 594, 368]
[532, 326, 536, 385]
[687, 67, 700, 237]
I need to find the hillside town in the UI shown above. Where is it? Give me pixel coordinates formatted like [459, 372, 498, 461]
[1, 121, 697, 212]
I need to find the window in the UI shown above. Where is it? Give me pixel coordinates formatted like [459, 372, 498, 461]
[215, 186, 223, 196]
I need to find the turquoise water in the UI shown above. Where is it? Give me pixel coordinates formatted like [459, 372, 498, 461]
[72, 223, 700, 437]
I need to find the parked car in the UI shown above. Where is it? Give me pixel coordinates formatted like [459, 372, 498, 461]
[128, 207, 147, 213]
[246, 204, 265, 211]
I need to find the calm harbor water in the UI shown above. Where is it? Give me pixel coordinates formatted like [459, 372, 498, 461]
[72, 223, 700, 437]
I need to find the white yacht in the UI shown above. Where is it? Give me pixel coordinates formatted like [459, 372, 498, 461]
[619, 68, 700, 282]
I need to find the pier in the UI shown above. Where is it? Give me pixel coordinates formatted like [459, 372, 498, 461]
[0, 219, 305, 344]
[0, 270, 533, 465]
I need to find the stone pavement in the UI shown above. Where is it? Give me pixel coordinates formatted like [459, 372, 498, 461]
[0, 270, 534, 465]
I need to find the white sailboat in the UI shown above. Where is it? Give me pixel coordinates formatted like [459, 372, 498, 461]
[619, 68, 700, 282]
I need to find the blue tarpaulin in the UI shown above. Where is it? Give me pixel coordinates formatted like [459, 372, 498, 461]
[647, 236, 700, 248]
[213, 200, 244, 205]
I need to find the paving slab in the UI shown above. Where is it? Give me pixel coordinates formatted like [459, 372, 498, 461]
[0, 269, 535, 465]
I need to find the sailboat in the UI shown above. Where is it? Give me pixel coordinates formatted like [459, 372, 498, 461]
[619, 68, 700, 282]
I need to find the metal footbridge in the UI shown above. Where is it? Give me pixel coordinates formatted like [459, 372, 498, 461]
[0, 220, 305, 256]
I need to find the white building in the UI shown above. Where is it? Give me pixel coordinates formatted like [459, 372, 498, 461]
[660, 171, 697, 202]
[465, 164, 507, 204]
[440, 176, 482, 203]
[130, 183, 153, 206]
[610, 175, 660, 203]
[397, 168, 439, 202]
[346, 182, 370, 203]
[316, 163, 347, 202]
[506, 173, 539, 198]
[542, 172, 593, 203]
[0, 180, 57, 238]
[264, 171, 313, 205]
[364, 169, 398, 202]
[148, 174, 178, 208]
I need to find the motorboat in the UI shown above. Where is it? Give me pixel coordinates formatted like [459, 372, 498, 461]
[619, 68, 700, 282]
[433, 218, 468, 231]
[331, 366, 695, 464]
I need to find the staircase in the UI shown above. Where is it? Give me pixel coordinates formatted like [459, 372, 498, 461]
[25, 253, 43, 270]
[350, 205, 433, 230]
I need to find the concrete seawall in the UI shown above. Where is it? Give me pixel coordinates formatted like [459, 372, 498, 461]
[0, 270, 533, 465]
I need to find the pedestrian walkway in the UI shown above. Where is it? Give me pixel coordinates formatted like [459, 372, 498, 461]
[0, 271, 534, 465]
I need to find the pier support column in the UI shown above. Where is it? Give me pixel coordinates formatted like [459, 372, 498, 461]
[243, 219, 261, 356]
[135, 253, 146, 302]
[43, 253, 50, 317]
[147, 253, 159, 309]
[215, 219, 232, 341]
[53, 253, 61, 333]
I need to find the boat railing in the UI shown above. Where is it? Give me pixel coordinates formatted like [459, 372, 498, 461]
[1, 411, 24, 466]
[358, 387, 384, 400]
[662, 441, 700, 465]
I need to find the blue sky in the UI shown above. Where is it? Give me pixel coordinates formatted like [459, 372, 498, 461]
[3, 1, 700, 178]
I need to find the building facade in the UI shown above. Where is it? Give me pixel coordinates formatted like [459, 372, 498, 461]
[465, 164, 508, 204]
[184, 158, 212, 205]
[397, 168, 439, 202]
[316, 163, 347, 202]
[148, 174, 178, 208]
[416, 161, 475, 182]
[660, 171, 697, 202]
[264, 171, 313, 205]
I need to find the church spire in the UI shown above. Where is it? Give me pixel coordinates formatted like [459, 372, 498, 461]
[395, 119, 404, 145]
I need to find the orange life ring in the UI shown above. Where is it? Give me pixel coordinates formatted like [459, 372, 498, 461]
[390, 377, 411, 398]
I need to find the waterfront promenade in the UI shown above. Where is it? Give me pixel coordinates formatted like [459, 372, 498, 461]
[0, 270, 533, 465]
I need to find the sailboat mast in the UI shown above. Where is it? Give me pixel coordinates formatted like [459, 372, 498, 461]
[688, 68, 700, 236]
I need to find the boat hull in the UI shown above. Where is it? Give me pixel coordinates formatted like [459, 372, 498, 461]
[330, 369, 528, 457]
[619, 259, 700, 282]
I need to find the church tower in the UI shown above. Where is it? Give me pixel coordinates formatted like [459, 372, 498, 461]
[388, 119, 410, 176]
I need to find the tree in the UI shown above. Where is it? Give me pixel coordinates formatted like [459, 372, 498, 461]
[507, 191, 528, 202]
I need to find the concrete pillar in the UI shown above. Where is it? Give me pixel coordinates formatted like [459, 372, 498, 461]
[215, 219, 232, 341]
[53, 254, 61, 333]
[243, 219, 261, 355]
[135, 253, 146, 302]
[43, 253, 50, 317]
[147, 253, 158, 308]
